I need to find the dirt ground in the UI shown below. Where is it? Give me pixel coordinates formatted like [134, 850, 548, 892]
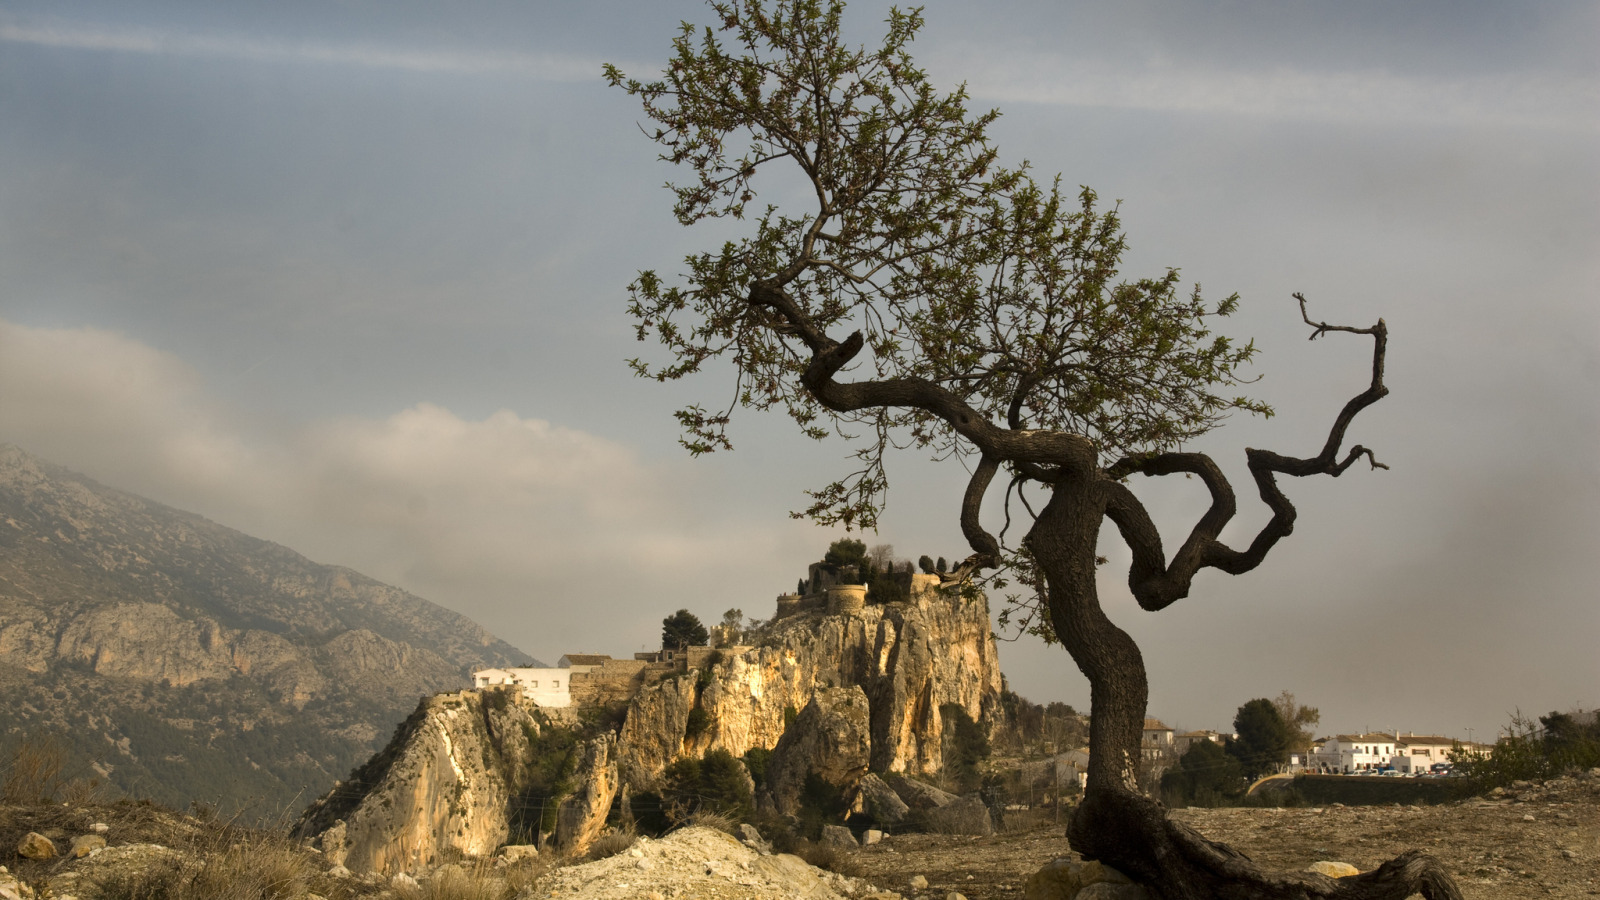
[848, 774, 1600, 899]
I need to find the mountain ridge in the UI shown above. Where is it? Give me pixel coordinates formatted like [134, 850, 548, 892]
[0, 443, 536, 816]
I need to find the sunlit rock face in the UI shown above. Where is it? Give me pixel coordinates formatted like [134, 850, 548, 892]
[296, 690, 538, 874]
[694, 576, 1003, 777]
[300, 577, 1005, 870]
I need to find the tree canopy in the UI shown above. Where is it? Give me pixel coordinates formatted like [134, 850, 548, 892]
[606, 0, 1266, 538]
[661, 609, 710, 650]
[1228, 698, 1292, 780]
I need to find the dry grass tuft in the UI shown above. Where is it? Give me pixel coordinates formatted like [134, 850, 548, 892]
[794, 839, 862, 877]
[1, 733, 67, 803]
[87, 835, 314, 900]
[585, 822, 638, 860]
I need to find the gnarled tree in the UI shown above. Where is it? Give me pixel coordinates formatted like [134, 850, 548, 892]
[607, 2, 1461, 897]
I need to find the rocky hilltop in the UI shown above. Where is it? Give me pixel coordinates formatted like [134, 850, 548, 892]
[298, 576, 1004, 873]
[0, 444, 531, 816]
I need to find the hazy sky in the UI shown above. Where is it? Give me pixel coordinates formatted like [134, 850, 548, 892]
[3, 0, 1596, 744]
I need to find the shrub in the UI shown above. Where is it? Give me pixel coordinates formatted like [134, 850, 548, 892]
[1, 732, 68, 803]
[685, 706, 711, 740]
[1453, 710, 1600, 791]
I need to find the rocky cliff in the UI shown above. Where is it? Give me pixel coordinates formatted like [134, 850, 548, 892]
[621, 574, 1003, 785]
[0, 444, 531, 816]
[300, 575, 1004, 872]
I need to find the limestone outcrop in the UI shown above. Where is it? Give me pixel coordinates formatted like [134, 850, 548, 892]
[764, 686, 873, 816]
[555, 734, 621, 852]
[299, 572, 1005, 871]
[295, 690, 538, 874]
[627, 574, 1003, 785]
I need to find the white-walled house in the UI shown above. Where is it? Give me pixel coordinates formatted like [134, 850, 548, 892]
[472, 666, 572, 708]
[1315, 733, 1398, 772]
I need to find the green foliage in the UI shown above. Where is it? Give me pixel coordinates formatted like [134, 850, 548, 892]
[742, 747, 772, 790]
[1452, 710, 1600, 791]
[684, 706, 712, 740]
[661, 609, 710, 650]
[917, 555, 936, 575]
[783, 705, 799, 730]
[1227, 699, 1291, 780]
[1161, 739, 1243, 807]
[1271, 690, 1321, 756]
[509, 721, 581, 840]
[822, 539, 867, 570]
[607, 0, 1268, 535]
[698, 748, 756, 820]
[867, 570, 908, 604]
[935, 557, 947, 573]
[636, 749, 756, 835]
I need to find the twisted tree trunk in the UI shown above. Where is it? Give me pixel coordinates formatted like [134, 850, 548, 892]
[1027, 481, 1462, 900]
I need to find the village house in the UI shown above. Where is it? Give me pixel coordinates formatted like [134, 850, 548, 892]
[1174, 729, 1230, 755]
[1141, 718, 1176, 760]
[472, 666, 572, 708]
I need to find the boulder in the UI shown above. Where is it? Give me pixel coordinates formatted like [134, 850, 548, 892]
[922, 795, 993, 836]
[498, 844, 539, 863]
[69, 834, 106, 858]
[854, 773, 911, 825]
[763, 686, 872, 816]
[820, 825, 858, 848]
[1024, 858, 1137, 900]
[16, 833, 54, 860]
[883, 772, 957, 810]
[862, 829, 884, 846]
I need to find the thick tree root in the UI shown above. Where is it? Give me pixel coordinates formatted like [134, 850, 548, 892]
[1069, 788, 1464, 900]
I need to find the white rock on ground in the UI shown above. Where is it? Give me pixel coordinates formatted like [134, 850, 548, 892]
[524, 826, 904, 900]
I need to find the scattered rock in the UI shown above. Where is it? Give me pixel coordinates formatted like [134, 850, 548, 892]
[1023, 858, 1137, 900]
[16, 833, 55, 860]
[327, 864, 352, 878]
[946, 893, 967, 900]
[0, 865, 35, 900]
[1307, 861, 1360, 878]
[390, 872, 419, 889]
[923, 796, 994, 836]
[910, 874, 929, 890]
[863, 829, 884, 846]
[69, 834, 106, 859]
[740, 823, 767, 848]
[499, 844, 539, 862]
[88, 823, 109, 834]
[884, 773, 959, 811]
[821, 825, 859, 848]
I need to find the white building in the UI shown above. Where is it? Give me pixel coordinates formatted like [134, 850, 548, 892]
[1315, 732, 1398, 773]
[472, 666, 572, 708]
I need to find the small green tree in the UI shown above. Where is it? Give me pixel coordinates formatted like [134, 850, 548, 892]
[1161, 739, 1243, 807]
[1227, 698, 1291, 780]
[662, 609, 710, 650]
[1271, 690, 1321, 758]
[822, 538, 867, 569]
[715, 608, 745, 647]
[918, 554, 936, 575]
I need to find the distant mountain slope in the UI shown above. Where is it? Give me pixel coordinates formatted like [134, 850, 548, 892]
[0, 443, 535, 817]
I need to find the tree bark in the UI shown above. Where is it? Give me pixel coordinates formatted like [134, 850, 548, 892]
[1024, 475, 1462, 900]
